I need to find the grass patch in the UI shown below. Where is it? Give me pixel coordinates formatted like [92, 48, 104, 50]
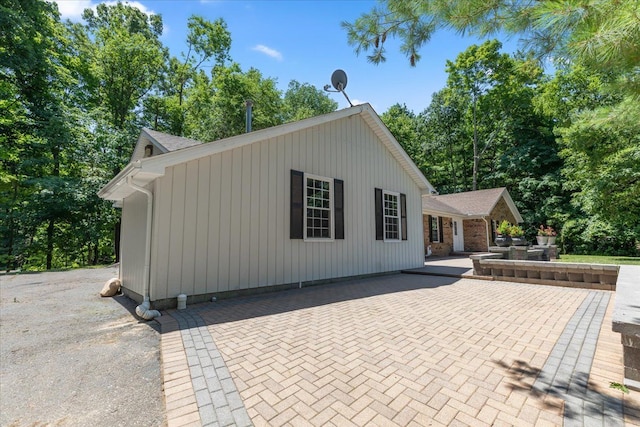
[556, 254, 640, 265]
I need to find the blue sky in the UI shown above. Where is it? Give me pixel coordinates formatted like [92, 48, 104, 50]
[52, 0, 523, 114]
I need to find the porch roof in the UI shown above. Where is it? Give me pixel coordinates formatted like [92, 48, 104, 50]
[422, 188, 523, 222]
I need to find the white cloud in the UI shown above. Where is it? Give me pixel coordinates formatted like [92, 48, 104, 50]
[102, 1, 156, 16]
[48, 0, 93, 20]
[350, 99, 366, 106]
[252, 44, 283, 61]
[49, 0, 156, 21]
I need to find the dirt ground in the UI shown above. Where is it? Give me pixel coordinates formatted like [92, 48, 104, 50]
[0, 266, 165, 427]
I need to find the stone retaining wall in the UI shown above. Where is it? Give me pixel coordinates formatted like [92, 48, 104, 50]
[469, 256, 619, 291]
[612, 265, 640, 391]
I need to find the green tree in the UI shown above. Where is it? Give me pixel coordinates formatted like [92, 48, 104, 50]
[0, 0, 92, 269]
[419, 90, 468, 193]
[145, 16, 232, 136]
[443, 40, 516, 190]
[380, 104, 425, 172]
[282, 80, 338, 122]
[534, 65, 639, 254]
[186, 63, 284, 141]
[415, 42, 568, 240]
[77, 2, 165, 131]
[68, 2, 167, 262]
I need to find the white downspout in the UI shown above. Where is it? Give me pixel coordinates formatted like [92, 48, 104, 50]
[126, 175, 161, 320]
[482, 216, 491, 251]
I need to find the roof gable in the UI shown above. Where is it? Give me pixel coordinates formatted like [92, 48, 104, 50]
[422, 188, 523, 222]
[130, 128, 203, 161]
[99, 104, 436, 201]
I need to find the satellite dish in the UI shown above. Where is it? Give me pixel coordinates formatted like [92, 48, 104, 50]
[331, 69, 348, 91]
[324, 69, 353, 107]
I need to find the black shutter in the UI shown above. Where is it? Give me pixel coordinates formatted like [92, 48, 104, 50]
[375, 188, 383, 240]
[438, 216, 444, 243]
[428, 215, 433, 242]
[400, 193, 407, 241]
[334, 179, 344, 239]
[290, 170, 304, 239]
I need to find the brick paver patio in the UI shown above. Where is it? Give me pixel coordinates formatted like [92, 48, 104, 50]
[157, 273, 639, 426]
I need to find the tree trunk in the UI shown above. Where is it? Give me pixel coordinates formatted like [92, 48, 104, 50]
[472, 96, 479, 191]
[5, 181, 18, 271]
[46, 218, 54, 270]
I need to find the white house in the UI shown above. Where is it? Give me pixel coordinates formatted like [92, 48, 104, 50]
[99, 104, 436, 309]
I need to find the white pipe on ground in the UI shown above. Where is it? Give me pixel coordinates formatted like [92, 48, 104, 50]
[136, 296, 161, 320]
[127, 176, 161, 320]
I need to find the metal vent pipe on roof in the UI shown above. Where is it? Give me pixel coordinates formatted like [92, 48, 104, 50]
[245, 99, 253, 133]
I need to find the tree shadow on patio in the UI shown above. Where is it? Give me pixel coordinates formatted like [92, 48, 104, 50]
[493, 359, 639, 425]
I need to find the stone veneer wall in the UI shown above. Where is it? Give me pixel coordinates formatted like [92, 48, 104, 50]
[423, 214, 453, 257]
[491, 197, 517, 223]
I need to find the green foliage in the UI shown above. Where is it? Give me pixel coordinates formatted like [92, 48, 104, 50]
[509, 225, 524, 238]
[497, 220, 511, 236]
[185, 63, 284, 141]
[344, 0, 640, 91]
[145, 16, 232, 136]
[282, 80, 338, 122]
[560, 217, 639, 256]
[380, 104, 425, 171]
[609, 382, 630, 394]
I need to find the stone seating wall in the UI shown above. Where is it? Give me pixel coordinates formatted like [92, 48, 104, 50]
[612, 265, 640, 391]
[469, 255, 619, 291]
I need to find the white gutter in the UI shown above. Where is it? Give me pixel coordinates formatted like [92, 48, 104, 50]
[482, 216, 491, 251]
[126, 175, 161, 320]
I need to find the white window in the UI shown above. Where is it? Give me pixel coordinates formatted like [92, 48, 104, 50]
[383, 191, 401, 241]
[305, 174, 333, 240]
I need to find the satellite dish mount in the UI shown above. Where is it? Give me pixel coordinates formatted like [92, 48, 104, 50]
[323, 69, 353, 107]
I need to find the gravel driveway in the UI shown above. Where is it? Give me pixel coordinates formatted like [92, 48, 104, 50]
[0, 266, 165, 427]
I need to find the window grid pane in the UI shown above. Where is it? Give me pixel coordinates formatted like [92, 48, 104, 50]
[306, 177, 331, 239]
[383, 193, 400, 240]
[431, 216, 440, 242]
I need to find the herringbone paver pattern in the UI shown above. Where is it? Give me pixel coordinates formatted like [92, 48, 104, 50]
[192, 274, 618, 426]
[590, 293, 640, 426]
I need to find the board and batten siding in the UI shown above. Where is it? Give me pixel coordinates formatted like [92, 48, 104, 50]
[148, 114, 424, 301]
[120, 190, 149, 298]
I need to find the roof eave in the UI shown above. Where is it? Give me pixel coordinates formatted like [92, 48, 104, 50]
[97, 161, 163, 201]
[501, 189, 524, 223]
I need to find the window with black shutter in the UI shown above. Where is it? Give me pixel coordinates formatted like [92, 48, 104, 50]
[376, 188, 408, 242]
[290, 170, 344, 241]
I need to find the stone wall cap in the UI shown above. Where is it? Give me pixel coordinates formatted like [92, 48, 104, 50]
[612, 265, 640, 331]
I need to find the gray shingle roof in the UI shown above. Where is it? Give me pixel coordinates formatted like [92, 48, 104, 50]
[142, 128, 203, 152]
[422, 187, 520, 220]
[421, 196, 464, 216]
[432, 188, 507, 216]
